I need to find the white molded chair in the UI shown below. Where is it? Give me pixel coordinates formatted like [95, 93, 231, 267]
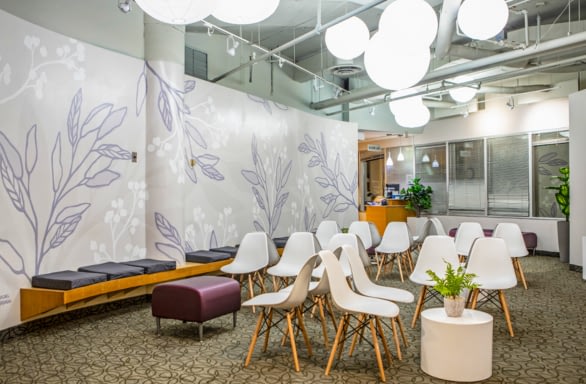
[243, 254, 318, 372]
[348, 221, 374, 249]
[312, 233, 368, 278]
[429, 217, 447, 236]
[409, 235, 461, 327]
[320, 249, 400, 382]
[315, 220, 340, 249]
[493, 223, 529, 289]
[369, 221, 382, 249]
[411, 218, 431, 252]
[342, 244, 414, 360]
[267, 232, 320, 290]
[221, 232, 272, 301]
[374, 222, 413, 282]
[466, 237, 518, 337]
[454, 222, 484, 261]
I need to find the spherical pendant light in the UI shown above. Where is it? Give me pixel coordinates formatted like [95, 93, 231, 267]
[457, 0, 509, 40]
[364, 33, 430, 90]
[213, 0, 280, 25]
[378, 0, 438, 47]
[135, 0, 217, 25]
[325, 17, 370, 60]
[394, 103, 430, 128]
[388, 94, 423, 116]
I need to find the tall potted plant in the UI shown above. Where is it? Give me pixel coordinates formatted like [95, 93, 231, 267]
[546, 166, 570, 262]
[400, 177, 433, 217]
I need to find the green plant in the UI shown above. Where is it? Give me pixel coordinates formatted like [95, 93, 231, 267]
[426, 262, 479, 299]
[546, 166, 569, 221]
[400, 177, 433, 217]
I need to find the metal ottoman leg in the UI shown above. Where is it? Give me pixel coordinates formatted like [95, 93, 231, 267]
[199, 323, 204, 342]
[233, 311, 237, 328]
[156, 317, 161, 335]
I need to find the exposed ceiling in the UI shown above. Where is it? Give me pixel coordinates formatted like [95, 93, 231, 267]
[186, 0, 586, 121]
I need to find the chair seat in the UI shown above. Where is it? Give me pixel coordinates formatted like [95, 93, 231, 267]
[358, 285, 415, 304]
[242, 291, 290, 308]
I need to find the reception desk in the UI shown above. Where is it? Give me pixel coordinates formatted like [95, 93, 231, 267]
[365, 200, 414, 235]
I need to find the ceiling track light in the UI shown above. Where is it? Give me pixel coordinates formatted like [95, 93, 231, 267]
[226, 35, 239, 57]
[369, 106, 376, 116]
[118, 0, 132, 14]
[506, 96, 515, 110]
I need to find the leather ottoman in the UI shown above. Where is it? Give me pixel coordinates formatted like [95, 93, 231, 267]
[151, 275, 241, 341]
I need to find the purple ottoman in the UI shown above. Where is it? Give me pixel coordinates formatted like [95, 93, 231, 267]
[151, 276, 241, 341]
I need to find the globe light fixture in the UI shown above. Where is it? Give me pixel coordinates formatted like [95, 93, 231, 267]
[364, 33, 431, 90]
[389, 94, 423, 116]
[448, 74, 477, 103]
[378, 0, 438, 47]
[213, 0, 280, 25]
[135, 0, 217, 25]
[325, 16, 370, 60]
[394, 103, 430, 128]
[457, 0, 509, 40]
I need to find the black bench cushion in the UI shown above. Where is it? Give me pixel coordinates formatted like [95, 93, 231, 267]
[32, 270, 108, 290]
[120, 259, 176, 274]
[78, 262, 144, 280]
[208, 246, 239, 257]
[185, 250, 232, 263]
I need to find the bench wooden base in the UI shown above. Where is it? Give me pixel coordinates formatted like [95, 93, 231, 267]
[20, 260, 231, 321]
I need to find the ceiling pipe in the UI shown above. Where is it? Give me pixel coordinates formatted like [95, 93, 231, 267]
[209, 0, 387, 83]
[434, 0, 462, 59]
[311, 30, 586, 110]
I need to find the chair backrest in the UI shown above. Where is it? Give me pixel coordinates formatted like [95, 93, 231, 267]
[231, 232, 271, 271]
[409, 235, 460, 285]
[348, 221, 373, 249]
[274, 232, 320, 270]
[466, 237, 517, 290]
[319, 250, 360, 310]
[267, 237, 281, 267]
[413, 218, 432, 244]
[327, 233, 370, 267]
[342, 244, 372, 292]
[454, 222, 485, 256]
[368, 222, 382, 248]
[279, 254, 319, 308]
[315, 220, 340, 249]
[429, 217, 447, 236]
[376, 221, 411, 253]
[492, 223, 528, 258]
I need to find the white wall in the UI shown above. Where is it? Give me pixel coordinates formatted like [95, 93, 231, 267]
[569, 90, 586, 271]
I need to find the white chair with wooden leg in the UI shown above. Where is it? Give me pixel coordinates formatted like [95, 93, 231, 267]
[315, 220, 340, 249]
[320, 249, 400, 383]
[374, 222, 412, 282]
[492, 223, 529, 289]
[242, 254, 318, 372]
[409, 236, 461, 328]
[465, 237, 518, 337]
[454, 222, 484, 262]
[267, 232, 320, 291]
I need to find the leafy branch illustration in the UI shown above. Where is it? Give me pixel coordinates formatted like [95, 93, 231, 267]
[0, 88, 130, 276]
[136, 62, 224, 184]
[537, 152, 568, 216]
[298, 132, 358, 217]
[241, 135, 292, 237]
[154, 212, 186, 262]
[0, 35, 85, 105]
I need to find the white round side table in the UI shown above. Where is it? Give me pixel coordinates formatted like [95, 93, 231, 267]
[420, 308, 493, 382]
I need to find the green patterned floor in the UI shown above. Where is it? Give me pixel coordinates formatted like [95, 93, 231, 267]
[1, 255, 585, 383]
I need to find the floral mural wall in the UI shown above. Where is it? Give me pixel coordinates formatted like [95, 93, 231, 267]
[0, 10, 357, 331]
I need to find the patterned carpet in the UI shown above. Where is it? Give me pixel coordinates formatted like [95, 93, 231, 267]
[1, 255, 585, 384]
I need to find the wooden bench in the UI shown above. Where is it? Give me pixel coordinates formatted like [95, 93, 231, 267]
[20, 259, 232, 321]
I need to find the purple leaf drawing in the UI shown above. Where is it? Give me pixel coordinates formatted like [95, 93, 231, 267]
[0, 131, 24, 179]
[247, 94, 272, 115]
[298, 142, 311, 153]
[321, 166, 335, 181]
[200, 164, 224, 181]
[185, 121, 207, 150]
[56, 203, 90, 224]
[95, 144, 132, 160]
[185, 166, 197, 183]
[49, 214, 83, 249]
[80, 103, 113, 138]
[0, 158, 25, 212]
[158, 91, 173, 132]
[85, 169, 120, 188]
[97, 107, 127, 140]
[340, 174, 351, 191]
[253, 220, 265, 232]
[0, 239, 25, 275]
[197, 154, 220, 167]
[135, 67, 147, 117]
[184, 80, 196, 93]
[303, 207, 316, 232]
[242, 170, 260, 185]
[209, 230, 218, 249]
[51, 133, 63, 193]
[315, 177, 330, 188]
[67, 89, 82, 145]
[155, 212, 182, 247]
[547, 159, 568, 166]
[280, 161, 292, 189]
[334, 202, 350, 212]
[155, 242, 183, 262]
[25, 125, 38, 174]
[253, 186, 266, 210]
[308, 156, 321, 167]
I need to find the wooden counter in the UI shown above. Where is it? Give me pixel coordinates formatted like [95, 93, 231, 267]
[365, 201, 415, 235]
[20, 259, 231, 321]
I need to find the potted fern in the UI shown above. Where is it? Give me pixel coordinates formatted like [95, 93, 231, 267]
[426, 261, 479, 317]
[400, 177, 433, 217]
[546, 166, 569, 263]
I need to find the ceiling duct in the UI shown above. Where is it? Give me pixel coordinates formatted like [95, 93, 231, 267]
[326, 58, 364, 78]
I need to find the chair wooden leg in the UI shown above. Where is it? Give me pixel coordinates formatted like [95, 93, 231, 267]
[325, 314, 348, 376]
[262, 309, 273, 352]
[396, 254, 404, 282]
[316, 297, 330, 348]
[376, 317, 393, 366]
[469, 289, 480, 309]
[369, 317, 386, 382]
[375, 253, 385, 280]
[337, 314, 351, 361]
[296, 307, 313, 357]
[411, 286, 427, 328]
[244, 310, 265, 367]
[390, 317, 402, 360]
[349, 313, 366, 357]
[325, 295, 338, 331]
[397, 315, 408, 348]
[286, 311, 300, 372]
[498, 290, 515, 337]
[514, 258, 528, 289]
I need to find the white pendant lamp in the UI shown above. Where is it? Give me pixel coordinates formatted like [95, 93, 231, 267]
[457, 0, 509, 40]
[397, 147, 405, 162]
[364, 33, 431, 91]
[325, 16, 370, 60]
[422, 153, 430, 163]
[378, 0, 438, 47]
[386, 152, 394, 167]
[135, 0, 217, 25]
[213, 0, 280, 25]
